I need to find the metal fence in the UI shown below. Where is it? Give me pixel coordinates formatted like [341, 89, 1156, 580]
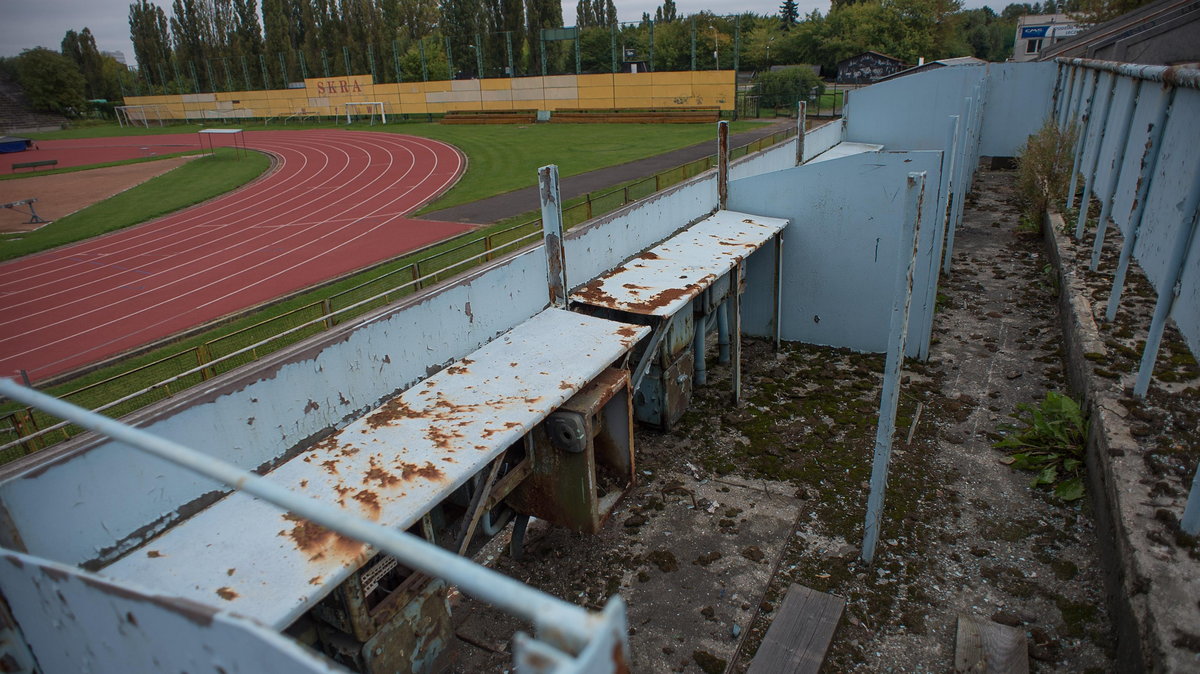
[0, 125, 797, 463]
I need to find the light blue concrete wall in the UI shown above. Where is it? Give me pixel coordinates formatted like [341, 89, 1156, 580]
[730, 151, 943, 357]
[979, 62, 1059, 157]
[845, 65, 986, 151]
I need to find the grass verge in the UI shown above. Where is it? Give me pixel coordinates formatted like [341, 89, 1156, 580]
[0, 147, 270, 261]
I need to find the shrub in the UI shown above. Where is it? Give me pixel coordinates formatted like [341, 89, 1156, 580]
[752, 67, 825, 108]
[1015, 119, 1077, 224]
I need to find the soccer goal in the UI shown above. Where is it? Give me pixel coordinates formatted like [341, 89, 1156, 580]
[344, 101, 387, 126]
[115, 104, 166, 128]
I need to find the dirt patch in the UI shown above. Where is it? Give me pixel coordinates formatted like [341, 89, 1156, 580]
[0, 156, 195, 232]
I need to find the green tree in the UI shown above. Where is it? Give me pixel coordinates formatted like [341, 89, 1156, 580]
[780, 0, 799, 30]
[128, 0, 172, 87]
[62, 28, 115, 99]
[14, 48, 87, 115]
[752, 66, 823, 107]
[655, 0, 678, 23]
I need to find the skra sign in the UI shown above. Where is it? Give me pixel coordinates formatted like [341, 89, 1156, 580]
[305, 75, 374, 98]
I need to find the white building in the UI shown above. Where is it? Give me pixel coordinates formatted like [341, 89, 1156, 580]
[1012, 14, 1083, 61]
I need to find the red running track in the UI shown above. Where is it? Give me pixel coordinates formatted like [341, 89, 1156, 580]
[0, 130, 469, 382]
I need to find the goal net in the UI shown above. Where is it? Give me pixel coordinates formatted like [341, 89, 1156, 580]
[344, 101, 386, 126]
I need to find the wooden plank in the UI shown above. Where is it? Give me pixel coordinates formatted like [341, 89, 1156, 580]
[954, 615, 1029, 674]
[747, 584, 845, 674]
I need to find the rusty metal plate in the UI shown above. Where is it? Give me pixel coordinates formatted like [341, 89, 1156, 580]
[571, 210, 788, 317]
[100, 308, 648, 630]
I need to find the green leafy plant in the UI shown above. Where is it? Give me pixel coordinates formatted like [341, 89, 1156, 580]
[995, 392, 1089, 501]
[1015, 120, 1078, 224]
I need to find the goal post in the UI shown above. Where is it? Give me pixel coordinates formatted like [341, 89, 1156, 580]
[344, 101, 386, 126]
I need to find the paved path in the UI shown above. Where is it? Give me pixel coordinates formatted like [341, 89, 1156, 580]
[425, 119, 796, 225]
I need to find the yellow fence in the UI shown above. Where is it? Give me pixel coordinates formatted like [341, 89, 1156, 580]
[122, 71, 736, 121]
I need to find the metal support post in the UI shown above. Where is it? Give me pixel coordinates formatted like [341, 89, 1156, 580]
[648, 20, 654, 72]
[690, 19, 696, 71]
[1050, 62, 1064, 118]
[188, 61, 200, 94]
[773, 232, 783, 350]
[506, 32, 514, 77]
[299, 50, 308, 80]
[240, 55, 251, 90]
[539, 165, 568, 308]
[1066, 70, 1100, 210]
[732, 16, 741, 75]
[610, 23, 617, 74]
[321, 50, 330, 78]
[540, 36, 546, 76]
[1057, 66, 1076, 128]
[862, 171, 926, 565]
[795, 101, 807, 165]
[257, 54, 269, 89]
[730, 262, 742, 406]
[475, 33, 484, 78]
[279, 52, 289, 84]
[1092, 79, 1142, 270]
[1185, 466, 1200, 536]
[419, 41, 428, 81]
[1134, 168, 1200, 397]
[1076, 72, 1116, 239]
[717, 302, 730, 364]
[717, 120, 729, 210]
[367, 44, 377, 81]
[1104, 89, 1175, 322]
[575, 33, 581, 75]
[693, 316, 707, 386]
[0, 380, 625, 662]
[342, 46, 351, 76]
[393, 40, 401, 82]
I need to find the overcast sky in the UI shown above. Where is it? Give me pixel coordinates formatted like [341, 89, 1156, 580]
[0, 0, 999, 68]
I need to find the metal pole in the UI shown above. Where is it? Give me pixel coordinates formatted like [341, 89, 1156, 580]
[446, 37, 454, 78]
[258, 54, 270, 90]
[862, 171, 926, 565]
[343, 46, 352, 76]
[393, 40, 401, 82]
[1134, 168, 1200, 397]
[321, 49, 330, 78]
[1091, 79, 1142, 271]
[419, 40, 428, 81]
[1057, 65, 1077, 128]
[539, 165, 568, 308]
[773, 232, 783, 350]
[188, 61, 200, 94]
[474, 33, 483, 78]
[506, 31, 514, 77]
[648, 19, 654, 72]
[240, 55, 251, 91]
[1104, 88, 1174, 323]
[540, 33, 546, 76]
[1066, 70, 1099, 210]
[717, 120, 729, 210]
[368, 44, 377, 81]
[611, 23, 617, 74]
[575, 32, 581, 75]
[279, 52, 288, 84]
[690, 19, 696, 71]
[1076, 71, 1116, 240]
[299, 49, 309, 80]
[0, 380, 604, 655]
[730, 261, 742, 406]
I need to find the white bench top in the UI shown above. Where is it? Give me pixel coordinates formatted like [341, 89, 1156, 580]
[807, 141, 884, 165]
[571, 210, 789, 317]
[101, 308, 648, 628]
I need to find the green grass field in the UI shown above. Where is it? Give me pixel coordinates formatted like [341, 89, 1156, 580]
[1, 147, 270, 262]
[26, 119, 764, 214]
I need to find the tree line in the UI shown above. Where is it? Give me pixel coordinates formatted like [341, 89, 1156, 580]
[118, 0, 1068, 95]
[1, 0, 1145, 114]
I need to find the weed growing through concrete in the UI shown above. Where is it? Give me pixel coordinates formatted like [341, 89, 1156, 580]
[995, 391, 1089, 501]
[1016, 120, 1078, 224]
